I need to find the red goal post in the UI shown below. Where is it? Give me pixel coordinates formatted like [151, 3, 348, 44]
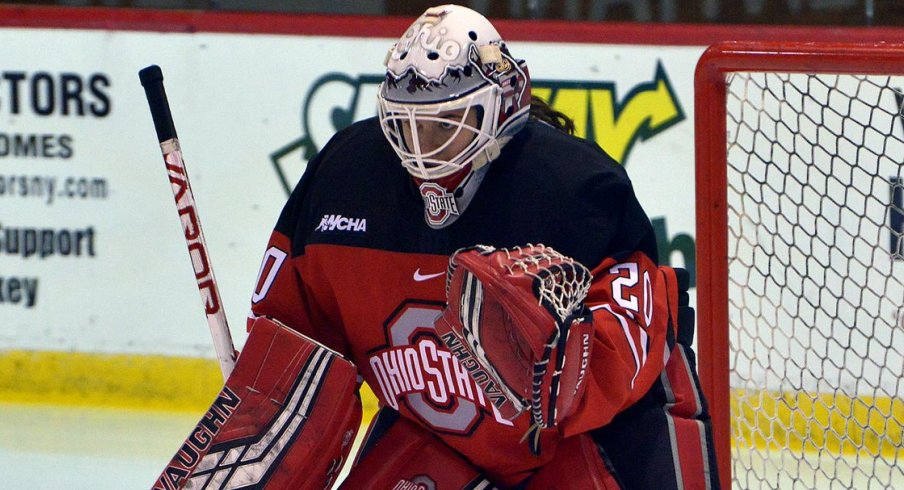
[695, 41, 904, 490]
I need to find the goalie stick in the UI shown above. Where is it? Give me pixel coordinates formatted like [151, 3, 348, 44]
[139, 65, 236, 379]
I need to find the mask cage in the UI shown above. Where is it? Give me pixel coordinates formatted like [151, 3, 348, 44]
[379, 83, 501, 180]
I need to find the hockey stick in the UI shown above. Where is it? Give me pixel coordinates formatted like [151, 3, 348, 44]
[139, 64, 236, 379]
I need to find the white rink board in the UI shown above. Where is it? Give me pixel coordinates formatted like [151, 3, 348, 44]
[1, 29, 391, 356]
[0, 26, 700, 357]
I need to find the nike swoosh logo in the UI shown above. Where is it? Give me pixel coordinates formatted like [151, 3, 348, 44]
[413, 269, 445, 282]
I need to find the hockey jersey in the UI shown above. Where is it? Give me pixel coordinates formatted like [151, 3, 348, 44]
[248, 117, 675, 485]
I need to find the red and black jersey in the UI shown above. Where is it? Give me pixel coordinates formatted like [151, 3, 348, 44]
[248, 117, 674, 486]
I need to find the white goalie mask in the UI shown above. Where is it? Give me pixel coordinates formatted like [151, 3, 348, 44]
[378, 4, 531, 181]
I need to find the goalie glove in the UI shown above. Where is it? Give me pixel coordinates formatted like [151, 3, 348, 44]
[435, 244, 594, 453]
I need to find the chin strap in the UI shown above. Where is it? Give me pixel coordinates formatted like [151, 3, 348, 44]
[472, 136, 509, 171]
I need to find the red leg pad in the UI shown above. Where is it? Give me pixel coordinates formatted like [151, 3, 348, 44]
[340, 414, 497, 489]
[153, 317, 361, 489]
[526, 434, 622, 489]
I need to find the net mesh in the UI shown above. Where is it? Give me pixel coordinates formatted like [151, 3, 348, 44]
[724, 70, 904, 488]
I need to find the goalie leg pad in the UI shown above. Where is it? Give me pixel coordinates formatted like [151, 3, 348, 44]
[339, 408, 500, 490]
[525, 433, 623, 490]
[153, 317, 361, 490]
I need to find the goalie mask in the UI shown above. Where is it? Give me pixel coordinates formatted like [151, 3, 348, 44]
[378, 4, 531, 228]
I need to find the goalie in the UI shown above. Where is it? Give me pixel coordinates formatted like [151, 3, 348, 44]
[221, 4, 717, 489]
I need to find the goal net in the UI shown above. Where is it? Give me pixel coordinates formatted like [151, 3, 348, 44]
[695, 42, 904, 489]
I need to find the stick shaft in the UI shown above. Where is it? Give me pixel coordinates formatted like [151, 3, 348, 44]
[139, 65, 236, 379]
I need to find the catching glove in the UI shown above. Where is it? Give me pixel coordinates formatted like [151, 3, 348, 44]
[434, 244, 594, 452]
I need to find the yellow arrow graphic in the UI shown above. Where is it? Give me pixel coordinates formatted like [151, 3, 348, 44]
[591, 63, 683, 163]
[536, 62, 684, 165]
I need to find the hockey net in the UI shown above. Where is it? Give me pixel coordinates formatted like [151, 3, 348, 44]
[695, 42, 904, 489]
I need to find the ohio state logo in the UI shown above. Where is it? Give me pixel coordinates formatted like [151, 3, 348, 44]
[419, 182, 459, 227]
[367, 302, 511, 435]
[393, 475, 435, 490]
